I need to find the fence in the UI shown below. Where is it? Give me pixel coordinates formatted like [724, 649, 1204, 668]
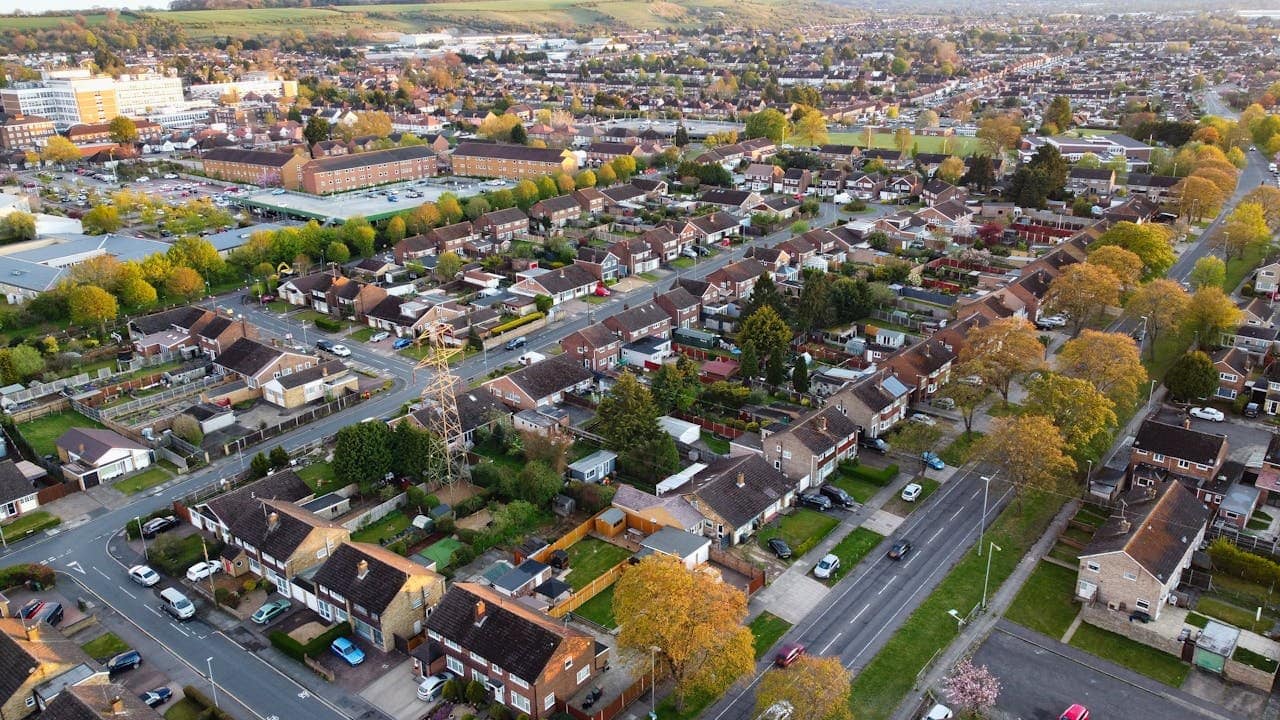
[36, 480, 77, 505]
[97, 375, 225, 422]
[562, 667, 660, 720]
[710, 548, 767, 596]
[1207, 524, 1280, 561]
[673, 411, 743, 439]
[303, 654, 336, 682]
[219, 393, 364, 456]
[9, 399, 71, 423]
[342, 492, 406, 532]
[549, 563, 627, 618]
[532, 515, 598, 563]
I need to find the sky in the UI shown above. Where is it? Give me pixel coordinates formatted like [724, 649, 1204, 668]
[0, 0, 164, 13]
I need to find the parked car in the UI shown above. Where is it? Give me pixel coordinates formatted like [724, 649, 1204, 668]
[331, 637, 365, 666]
[270, 188, 287, 195]
[141, 515, 178, 538]
[901, 483, 923, 502]
[921, 452, 945, 471]
[19, 600, 62, 626]
[813, 553, 840, 579]
[797, 492, 832, 511]
[858, 436, 889, 453]
[1060, 705, 1090, 720]
[327, 344, 352, 357]
[504, 336, 527, 351]
[1035, 315, 1068, 330]
[932, 397, 956, 410]
[128, 565, 160, 587]
[593, 284, 611, 296]
[887, 540, 913, 561]
[138, 688, 173, 708]
[1189, 407, 1225, 422]
[774, 642, 805, 667]
[186, 561, 222, 582]
[106, 650, 142, 675]
[251, 598, 292, 625]
[922, 704, 954, 720]
[369, 331, 390, 343]
[908, 413, 936, 426]
[819, 485, 856, 509]
[392, 337, 414, 350]
[416, 671, 458, 702]
[316, 339, 335, 352]
[767, 538, 793, 559]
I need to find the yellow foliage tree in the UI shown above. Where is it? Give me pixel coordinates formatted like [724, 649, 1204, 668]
[1024, 373, 1117, 456]
[1058, 330, 1148, 409]
[958, 317, 1044, 405]
[755, 655, 853, 720]
[1124, 279, 1190, 359]
[1086, 245, 1143, 290]
[1182, 286, 1243, 349]
[1042, 263, 1121, 337]
[976, 415, 1076, 503]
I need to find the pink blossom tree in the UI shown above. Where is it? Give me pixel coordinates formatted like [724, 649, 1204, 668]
[943, 659, 1001, 716]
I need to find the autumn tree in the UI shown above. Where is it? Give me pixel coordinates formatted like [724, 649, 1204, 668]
[791, 108, 828, 147]
[959, 317, 1044, 404]
[940, 370, 989, 433]
[1218, 201, 1271, 260]
[41, 136, 80, 166]
[67, 284, 118, 333]
[936, 156, 966, 184]
[3, 211, 36, 241]
[574, 170, 597, 188]
[755, 655, 852, 720]
[338, 110, 393, 141]
[614, 555, 754, 713]
[1090, 221, 1176, 279]
[976, 415, 1076, 503]
[1024, 373, 1117, 458]
[1165, 351, 1218, 402]
[1086, 245, 1143, 290]
[435, 251, 462, 281]
[118, 276, 157, 309]
[1058, 330, 1148, 409]
[893, 127, 913, 153]
[1182, 286, 1242, 348]
[1189, 256, 1226, 291]
[595, 372, 679, 482]
[1176, 175, 1226, 221]
[1243, 185, 1280, 230]
[436, 194, 464, 224]
[82, 205, 122, 235]
[108, 115, 138, 145]
[944, 660, 1001, 717]
[1045, 96, 1073, 131]
[1125, 279, 1190, 358]
[892, 421, 944, 477]
[165, 267, 205, 301]
[976, 112, 1022, 155]
[1042, 263, 1121, 336]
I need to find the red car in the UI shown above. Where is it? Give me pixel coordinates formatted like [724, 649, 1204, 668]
[1060, 705, 1090, 720]
[593, 284, 611, 297]
[774, 642, 805, 667]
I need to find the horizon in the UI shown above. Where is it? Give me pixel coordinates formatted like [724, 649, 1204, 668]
[0, 0, 165, 13]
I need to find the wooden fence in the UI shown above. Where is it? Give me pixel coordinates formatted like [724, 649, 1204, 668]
[303, 654, 335, 682]
[562, 667, 660, 720]
[710, 548, 767, 596]
[36, 480, 78, 505]
[9, 399, 71, 423]
[532, 514, 598, 564]
[673, 411, 743, 439]
[549, 563, 627, 618]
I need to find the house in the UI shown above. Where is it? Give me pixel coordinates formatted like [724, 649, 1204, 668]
[528, 195, 581, 233]
[214, 337, 316, 391]
[586, 141, 640, 165]
[1129, 418, 1228, 486]
[0, 460, 39, 521]
[685, 454, 796, 546]
[429, 222, 481, 257]
[201, 147, 306, 189]
[312, 542, 446, 652]
[55, 428, 152, 490]
[574, 247, 620, 283]
[1254, 262, 1280, 297]
[40, 682, 165, 720]
[689, 212, 742, 245]
[610, 235, 660, 275]
[779, 167, 811, 195]
[815, 169, 847, 198]
[573, 187, 607, 214]
[424, 583, 603, 719]
[706, 258, 768, 299]
[301, 146, 437, 194]
[846, 172, 886, 200]
[884, 337, 956, 404]
[509, 265, 598, 305]
[829, 372, 913, 438]
[610, 484, 704, 534]
[482, 356, 595, 411]
[817, 144, 861, 166]
[475, 208, 529, 242]
[560, 323, 623, 371]
[600, 184, 646, 209]
[193, 314, 255, 358]
[604, 300, 671, 343]
[394, 234, 439, 263]
[622, 335, 673, 369]
[1211, 347, 1251, 401]
[401, 389, 511, 450]
[920, 178, 963, 206]
[1125, 173, 1181, 202]
[1076, 480, 1207, 620]
[0, 620, 105, 719]
[699, 189, 762, 212]
[1225, 323, 1280, 357]
[129, 306, 251, 361]
[1067, 168, 1117, 197]
[760, 407, 860, 490]
[567, 449, 616, 483]
[743, 164, 783, 193]
[654, 287, 701, 329]
[261, 360, 358, 409]
[914, 199, 974, 234]
[880, 174, 921, 202]
[639, 527, 710, 570]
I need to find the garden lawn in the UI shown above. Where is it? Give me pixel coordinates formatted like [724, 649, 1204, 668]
[757, 509, 840, 559]
[80, 632, 130, 661]
[939, 431, 984, 467]
[19, 411, 105, 457]
[163, 699, 205, 720]
[1196, 597, 1271, 629]
[348, 327, 378, 342]
[265, 300, 292, 313]
[1069, 623, 1190, 686]
[564, 537, 633, 590]
[297, 462, 340, 493]
[420, 537, 462, 569]
[150, 534, 215, 577]
[701, 432, 730, 455]
[1004, 561, 1079, 639]
[749, 611, 793, 659]
[115, 466, 172, 495]
[825, 528, 885, 583]
[351, 510, 411, 545]
[574, 585, 618, 629]
[1224, 243, 1267, 294]
[833, 473, 883, 503]
[849, 492, 1062, 720]
[1, 511, 60, 539]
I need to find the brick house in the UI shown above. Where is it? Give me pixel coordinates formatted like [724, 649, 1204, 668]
[610, 235, 660, 275]
[603, 300, 671, 343]
[213, 337, 316, 391]
[128, 306, 217, 361]
[429, 222, 480, 256]
[654, 287, 701, 329]
[474, 208, 529, 242]
[1129, 417, 1228, 487]
[194, 314, 255, 358]
[685, 454, 796, 546]
[640, 227, 680, 264]
[574, 247, 620, 283]
[394, 234, 439, 263]
[41, 682, 164, 720]
[201, 147, 306, 189]
[707, 258, 768, 300]
[302, 146, 438, 194]
[1076, 480, 1207, 620]
[1211, 347, 1251, 401]
[482, 356, 595, 411]
[451, 142, 577, 180]
[778, 167, 811, 195]
[573, 188, 607, 214]
[883, 337, 957, 404]
[0, 620, 104, 719]
[559, 323, 623, 371]
[1067, 168, 1117, 198]
[920, 179, 963, 206]
[528, 195, 581, 233]
[509, 265, 598, 305]
[744, 163, 783, 193]
[829, 372, 913, 438]
[312, 542, 446, 652]
[261, 360, 359, 409]
[586, 141, 640, 166]
[688, 211, 741, 245]
[815, 169, 847, 198]
[760, 407, 860, 491]
[425, 583, 604, 718]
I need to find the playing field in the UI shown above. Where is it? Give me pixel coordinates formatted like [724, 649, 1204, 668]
[825, 131, 986, 157]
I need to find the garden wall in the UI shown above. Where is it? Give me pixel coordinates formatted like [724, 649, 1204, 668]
[344, 492, 406, 532]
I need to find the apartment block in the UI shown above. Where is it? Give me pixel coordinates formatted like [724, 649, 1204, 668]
[0, 115, 56, 151]
[451, 142, 577, 180]
[301, 145, 438, 194]
[202, 148, 308, 190]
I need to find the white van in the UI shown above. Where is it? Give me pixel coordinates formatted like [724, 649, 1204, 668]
[159, 587, 196, 620]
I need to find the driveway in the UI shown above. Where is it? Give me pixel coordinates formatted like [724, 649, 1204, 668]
[357, 659, 423, 720]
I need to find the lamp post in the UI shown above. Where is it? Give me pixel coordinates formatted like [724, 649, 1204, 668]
[977, 475, 992, 556]
[206, 657, 219, 708]
[982, 541, 1003, 609]
[649, 645, 660, 720]
[136, 517, 148, 560]
[1147, 378, 1158, 412]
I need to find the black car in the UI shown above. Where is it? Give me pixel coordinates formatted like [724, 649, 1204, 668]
[767, 538, 793, 559]
[141, 515, 178, 539]
[316, 339, 335, 352]
[797, 492, 832, 511]
[138, 687, 173, 708]
[106, 650, 142, 675]
[18, 600, 62, 626]
[819, 485, 856, 509]
[858, 436, 889, 454]
[887, 540, 913, 561]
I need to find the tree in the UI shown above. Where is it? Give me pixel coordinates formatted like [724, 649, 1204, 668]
[1045, 96, 1072, 131]
[744, 108, 790, 143]
[6, 346, 44, 382]
[1091, 221, 1176, 279]
[737, 306, 793, 378]
[936, 156, 966, 184]
[509, 122, 527, 145]
[892, 421, 943, 477]
[385, 216, 406, 243]
[1087, 245, 1143, 290]
[614, 555, 754, 713]
[595, 372, 680, 482]
[755, 655, 852, 720]
[1126, 279, 1190, 358]
[792, 355, 810, 393]
[82, 205, 122, 235]
[463, 196, 490, 221]
[269, 445, 291, 470]
[168, 236, 225, 278]
[436, 251, 462, 282]
[893, 127, 913, 154]
[249, 452, 271, 479]
[976, 112, 1022, 155]
[3, 211, 36, 241]
[1024, 373, 1117, 458]
[326, 241, 350, 264]
[941, 371, 989, 433]
[792, 110, 828, 147]
[164, 267, 205, 301]
[41, 136, 80, 166]
[1189, 256, 1226, 291]
[1219, 201, 1271, 260]
[674, 124, 690, 147]
[650, 356, 702, 413]
[535, 175, 559, 200]
[498, 459, 563, 507]
[740, 273, 789, 323]
[959, 317, 1044, 404]
[915, 109, 940, 129]
[118, 276, 157, 308]
[304, 115, 331, 146]
[976, 415, 1076, 502]
[794, 271, 833, 333]
[67, 284, 117, 332]
[1182, 286, 1242, 348]
[1165, 351, 1218, 402]
[961, 154, 996, 191]
[1042, 263, 1121, 336]
[389, 421, 446, 481]
[574, 170, 597, 188]
[1176, 175, 1226, 221]
[597, 164, 617, 186]
[944, 660, 1001, 717]
[512, 179, 540, 209]
[332, 421, 393, 494]
[171, 414, 204, 446]
[108, 115, 138, 145]
[339, 110, 393, 141]
[437, 194, 464, 224]
[1058, 330, 1148, 409]
[1243, 185, 1280, 230]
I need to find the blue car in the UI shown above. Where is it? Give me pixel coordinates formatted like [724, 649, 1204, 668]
[392, 337, 414, 350]
[921, 452, 945, 471]
[331, 637, 365, 666]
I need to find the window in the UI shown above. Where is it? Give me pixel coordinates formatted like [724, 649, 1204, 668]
[26, 697, 36, 708]
[471, 652, 487, 666]
[576, 665, 591, 684]
[511, 694, 531, 713]
[1086, 562, 1100, 573]
[545, 694, 556, 711]
[1123, 571, 1138, 581]
[316, 547, 328, 559]
[444, 639, 461, 651]
[564, 658, 573, 671]
[1135, 598, 1150, 611]
[1177, 460, 1189, 469]
[1152, 453, 1165, 462]
[510, 676, 529, 690]
[446, 656, 465, 675]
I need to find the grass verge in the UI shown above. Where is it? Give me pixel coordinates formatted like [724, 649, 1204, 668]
[115, 466, 172, 495]
[939, 431, 984, 467]
[825, 527, 886, 584]
[1004, 562, 1079, 639]
[80, 631, 130, 660]
[749, 611, 793, 659]
[833, 473, 883, 503]
[883, 477, 940, 516]
[164, 699, 205, 720]
[1, 511, 61, 539]
[758, 509, 840, 560]
[1068, 623, 1189, 686]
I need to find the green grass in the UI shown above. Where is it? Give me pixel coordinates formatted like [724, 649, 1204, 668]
[638, 271, 661, 282]
[824, 132, 984, 156]
[0, 13, 111, 28]
[1074, 506, 1108, 528]
[701, 431, 730, 455]
[149, 533, 217, 577]
[1068, 623, 1189, 686]
[825, 527, 886, 583]
[757, 508, 840, 559]
[114, 466, 172, 495]
[1048, 541, 1081, 565]
[849, 491, 1062, 720]
[420, 537, 462, 569]
[749, 611, 793, 659]
[1, 511, 60, 539]
[1233, 645, 1280, 673]
[574, 585, 618, 629]
[472, 440, 526, 474]
[265, 300, 292, 313]
[351, 510, 411, 545]
[1223, 242, 1267, 294]
[837, 461, 899, 487]
[655, 688, 714, 720]
[347, 326, 378, 342]
[80, 632, 130, 661]
[163, 698, 206, 720]
[939, 431, 984, 467]
[671, 257, 695, 269]
[297, 462, 340, 494]
[564, 537, 633, 590]
[1248, 516, 1271, 531]
[1142, 329, 1191, 383]
[985, 401, 1024, 418]
[884, 477, 940, 516]
[1186, 612, 1210, 628]
[18, 410, 106, 457]
[832, 473, 883, 503]
[1254, 508, 1276, 523]
[1196, 597, 1267, 629]
[1004, 562, 1080, 639]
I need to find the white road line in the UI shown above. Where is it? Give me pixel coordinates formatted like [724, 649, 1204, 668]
[950, 508, 964, 521]
[171, 622, 190, 637]
[94, 568, 110, 579]
[970, 489, 981, 500]
[848, 604, 870, 625]
[145, 606, 162, 618]
[118, 586, 136, 599]
[877, 577, 896, 595]
[929, 526, 946, 544]
[820, 632, 843, 654]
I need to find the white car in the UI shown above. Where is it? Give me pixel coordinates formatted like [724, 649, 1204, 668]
[923, 704, 954, 720]
[1189, 407, 1225, 422]
[908, 413, 937, 426]
[185, 561, 222, 582]
[813, 553, 840, 579]
[901, 483, 924, 502]
[369, 331, 390, 343]
[163, 173, 179, 179]
[1036, 315, 1068, 329]
[416, 671, 458, 701]
[329, 344, 352, 357]
[128, 565, 161, 587]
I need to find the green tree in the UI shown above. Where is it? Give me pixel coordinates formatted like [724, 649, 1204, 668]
[744, 108, 790, 143]
[765, 346, 786, 386]
[737, 306, 793, 379]
[171, 415, 204, 446]
[595, 372, 679, 482]
[1189, 256, 1226, 290]
[108, 115, 138, 145]
[1165, 351, 1218, 402]
[1045, 96, 1072, 130]
[1091, 221, 1176, 279]
[7, 345, 44, 381]
[574, 169, 597, 188]
[740, 273, 789, 322]
[1024, 373, 1117, 459]
[792, 355, 810, 393]
[436, 194, 464, 224]
[304, 115, 331, 146]
[82, 205, 122, 235]
[535, 175, 559, 199]
[269, 445, 291, 470]
[794, 270, 832, 332]
[3, 211, 36, 241]
[326, 241, 350, 264]
[509, 122, 527, 145]
[501, 460, 562, 507]
[390, 421, 445, 482]
[463, 196, 490, 220]
[1182, 286, 1243, 348]
[436, 251, 462, 282]
[249, 452, 271, 479]
[118, 276, 157, 308]
[67, 284, 118, 332]
[650, 356, 702, 413]
[961, 154, 996, 191]
[674, 125, 690, 147]
[332, 421, 394, 494]
[597, 164, 617, 186]
[513, 179, 540, 209]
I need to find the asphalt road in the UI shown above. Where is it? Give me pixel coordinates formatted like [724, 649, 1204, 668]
[706, 464, 1015, 720]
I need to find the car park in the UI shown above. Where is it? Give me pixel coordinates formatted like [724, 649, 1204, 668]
[813, 553, 840, 579]
[901, 483, 923, 502]
[141, 515, 178, 538]
[797, 492, 832, 511]
[819, 484, 856, 509]
[331, 637, 365, 666]
[369, 331, 390, 343]
[128, 565, 161, 587]
[887, 540, 913, 560]
[186, 561, 222, 582]
[1189, 407, 1224, 422]
[138, 688, 173, 708]
[767, 537, 792, 559]
[774, 642, 805, 667]
[921, 452, 945, 471]
[106, 650, 142, 675]
[416, 671, 458, 701]
[251, 598, 292, 625]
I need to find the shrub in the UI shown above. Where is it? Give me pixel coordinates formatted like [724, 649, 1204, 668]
[465, 680, 488, 706]
[214, 587, 240, 608]
[0, 563, 55, 591]
[262, 580, 277, 595]
[171, 413, 204, 445]
[314, 317, 343, 332]
[124, 508, 173, 540]
[488, 702, 510, 720]
[840, 461, 899, 486]
[181, 685, 235, 720]
[242, 578, 258, 593]
[489, 311, 544, 336]
[435, 517, 456, 534]
[269, 621, 352, 662]
[442, 679, 463, 703]
[1208, 537, 1280, 586]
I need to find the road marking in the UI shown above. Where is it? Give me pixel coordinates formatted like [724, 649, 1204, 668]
[950, 508, 964, 521]
[929, 526, 946, 544]
[848, 604, 870, 625]
[970, 489, 981, 500]
[819, 632, 843, 654]
[146, 606, 162, 618]
[118, 586, 135, 599]
[877, 576, 896, 595]
[171, 622, 190, 637]
[66, 561, 85, 575]
[94, 567, 110, 579]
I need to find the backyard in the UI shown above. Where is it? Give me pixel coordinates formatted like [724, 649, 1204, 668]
[564, 537, 633, 590]
[418, 537, 463, 569]
[18, 410, 106, 457]
[351, 510, 411, 545]
[297, 461, 341, 494]
[573, 584, 617, 629]
[1004, 561, 1079, 639]
[757, 508, 840, 560]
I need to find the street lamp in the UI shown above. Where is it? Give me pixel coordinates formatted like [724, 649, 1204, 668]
[136, 517, 148, 560]
[649, 645, 661, 720]
[947, 609, 965, 628]
[1147, 378, 1158, 412]
[977, 475, 992, 556]
[206, 657, 219, 708]
[982, 541, 1003, 609]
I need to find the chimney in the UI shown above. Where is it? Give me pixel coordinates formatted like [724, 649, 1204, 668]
[816, 416, 828, 433]
[110, 697, 124, 715]
[474, 599, 487, 625]
[267, 512, 279, 532]
[24, 624, 39, 642]
[736, 472, 745, 488]
[356, 559, 369, 580]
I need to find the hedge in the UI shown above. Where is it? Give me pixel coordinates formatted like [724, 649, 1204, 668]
[124, 508, 176, 540]
[841, 461, 900, 487]
[490, 311, 544, 336]
[1233, 645, 1279, 673]
[0, 563, 55, 591]
[1208, 537, 1280, 587]
[269, 621, 352, 663]
[314, 317, 343, 332]
[181, 685, 235, 720]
